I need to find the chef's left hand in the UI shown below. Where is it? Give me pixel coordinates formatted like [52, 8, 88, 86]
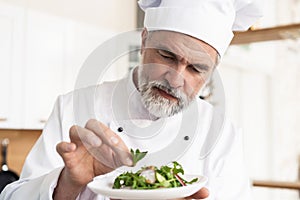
[183, 187, 209, 199]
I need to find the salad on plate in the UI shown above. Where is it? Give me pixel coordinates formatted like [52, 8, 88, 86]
[87, 149, 207, 199]
[113, 149, 198, 189]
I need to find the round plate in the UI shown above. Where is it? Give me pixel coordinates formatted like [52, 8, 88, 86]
[88, 173, 207, 200]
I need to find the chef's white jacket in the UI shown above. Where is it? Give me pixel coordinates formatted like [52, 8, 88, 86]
[0, 70, 253, 200]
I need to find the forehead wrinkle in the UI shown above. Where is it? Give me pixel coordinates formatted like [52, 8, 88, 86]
[180, 37, 216, 65]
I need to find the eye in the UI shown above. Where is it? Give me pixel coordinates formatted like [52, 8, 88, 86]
[188, 64, 210, 76]
[157, 50, 175, 61]
[188, 65, 203, 74]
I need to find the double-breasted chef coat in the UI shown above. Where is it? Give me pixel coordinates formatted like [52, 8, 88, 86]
[0, 69, 252, 200]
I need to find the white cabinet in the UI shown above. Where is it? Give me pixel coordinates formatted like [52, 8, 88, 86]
[0, 16, 14, 126]
[0, 0, 136, 129]
[0, 5, 69, 129]
[23, 10, 67, 129]
[0, 3, 25, 128]
[0, 3, 123, 129]
[22, 10, 116, 129]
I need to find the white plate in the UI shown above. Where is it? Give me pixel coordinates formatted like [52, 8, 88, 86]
[88, 173, 207, 200]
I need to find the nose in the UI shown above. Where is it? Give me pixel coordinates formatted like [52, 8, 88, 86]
[165, 65, 184, 89]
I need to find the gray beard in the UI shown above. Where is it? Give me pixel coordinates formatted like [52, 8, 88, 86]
[139, 80, 194, 118]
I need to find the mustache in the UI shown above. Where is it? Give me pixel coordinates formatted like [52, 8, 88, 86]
[138, 79, 194, 117]
[142, 80, 183, 100]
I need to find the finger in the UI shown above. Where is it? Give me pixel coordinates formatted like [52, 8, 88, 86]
[186, 187, 209, 199]
[90, 142, 128, 168]
[69, 125, 102, 147]
[84, 119, 125, 148]
[85, 119, 133, 166]
[56, 142, 76, 156]
[89, 142, 127, 174]
[57, 140, 96, 170]
[56, 142, 79, 168]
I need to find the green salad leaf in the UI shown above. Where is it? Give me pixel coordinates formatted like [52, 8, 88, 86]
[130, 148, 148, 166]
[112, 161, 198, 189]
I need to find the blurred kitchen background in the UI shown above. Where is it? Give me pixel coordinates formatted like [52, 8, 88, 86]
[0, 0, 300, 199]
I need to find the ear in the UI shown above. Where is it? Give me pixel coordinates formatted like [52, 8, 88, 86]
[140, 28, 148, 55]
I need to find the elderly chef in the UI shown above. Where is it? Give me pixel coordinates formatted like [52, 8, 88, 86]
[0, 0, 262, 199]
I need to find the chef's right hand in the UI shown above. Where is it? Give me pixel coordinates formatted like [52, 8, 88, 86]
[53, 119, 133, 199]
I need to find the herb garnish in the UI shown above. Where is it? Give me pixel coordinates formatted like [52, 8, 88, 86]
[130, 148, 148, 166]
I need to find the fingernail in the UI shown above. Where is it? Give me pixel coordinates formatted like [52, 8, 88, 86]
[91, 138, 102, 147]
[110, 137, 119, 144]
[125, 157, 133, 166]
[67, 143, 76, 151]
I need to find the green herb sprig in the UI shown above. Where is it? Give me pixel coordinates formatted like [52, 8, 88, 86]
[130, 148, 148, 166]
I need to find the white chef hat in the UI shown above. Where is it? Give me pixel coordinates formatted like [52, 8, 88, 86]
[138, 0, 263, 57]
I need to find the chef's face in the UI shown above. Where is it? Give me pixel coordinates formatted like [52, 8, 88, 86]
[137, 29, 218, 118]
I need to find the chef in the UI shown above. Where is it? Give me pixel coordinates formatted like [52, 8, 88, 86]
[0, 0, 262, 199]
